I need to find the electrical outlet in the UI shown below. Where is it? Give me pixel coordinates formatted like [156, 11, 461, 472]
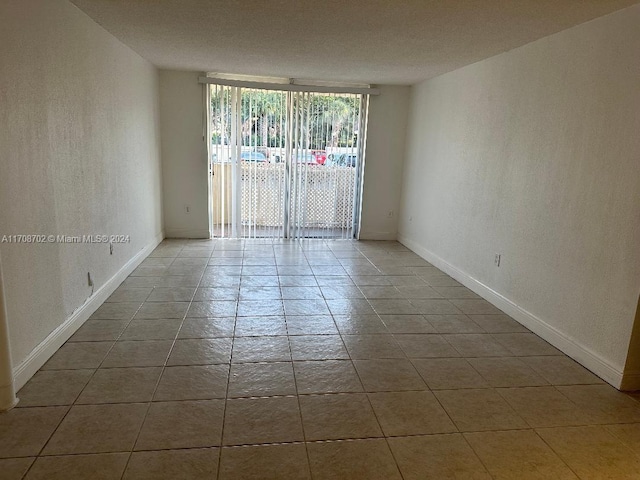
[494, 254, 501, 267]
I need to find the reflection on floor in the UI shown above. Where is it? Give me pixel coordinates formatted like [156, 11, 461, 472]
[2, 239, 640, 479]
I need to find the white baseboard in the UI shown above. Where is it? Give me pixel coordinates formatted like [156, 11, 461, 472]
[12, 232, 164, 391]
[397, 234, 627, 390]
[164, 227, 210, 239]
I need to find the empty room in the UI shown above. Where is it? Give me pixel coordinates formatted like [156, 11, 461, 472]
[1, 0, 639, 479]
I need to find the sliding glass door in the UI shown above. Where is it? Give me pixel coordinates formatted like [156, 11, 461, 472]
[209, 84, 368, 240]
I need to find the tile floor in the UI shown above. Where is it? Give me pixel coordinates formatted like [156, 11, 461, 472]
[1, 239, 640, 479]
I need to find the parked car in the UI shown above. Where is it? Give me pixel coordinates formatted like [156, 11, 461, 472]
[311, 150, 327, 165]
[240, 151, 268, 162]
[327, 153, 358, 167]
[293, 152, 318, 164]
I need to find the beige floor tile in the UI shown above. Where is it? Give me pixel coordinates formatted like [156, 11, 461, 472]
[395, 334, 460, 358]
[237, 300, 285, 317]
[332, 314, 390, 335]
[178, 317, 236, 338]
[25, 453, 129, 480]
[435, 389, 528, 432]
[396, 285, 443, 299]
[369, 299, 420, 315]
[443, 334, 511, 357]
[200, 276, 241, 288]
[537, 425, 640, 479]
[289, 335, 349, 360]
[468, 314, 529, 333]
[388, 434, 491, 480]
[285, 315, 338, 335]
[294, 360, 363, 394]
[77, 367, 161, 404]
[193, 287, 239, 301]
[231, 336, 291, 363]
[350, 275, 391, 286]
[68, 319, 129, 342]
[17, 370, 94, 407]
[106, 287, 153, 303]
[449, 299, 502, 315]
[119, 319, 182, 340]
[136, 400, 225, 450]
[239, 277, 278, 288]
[326, 299, 375, 315]
[320, 285, 364, 299]
[342, 334, 405, 359]
[317, 275, 355, 286]
[522, 356, 604, 385]
[368, 391, 457, 436]
[234, 316, 287, 336]
[307, 438, 402, 480]
[431, 286, 480, 299]
[409, 299, 462, 315]
[135, 302, 189, 319]
[281, 286, 323, 300]
[465, 430, 577, 479]
[299, 393, 382, 441]
[154, 364, 229, 401]
[556, 384, 640, 423]
[146, 287, 196, 302]
[0, 458, 35, 480]
[228, 362, 296, 397]
[43, 403, 147, 455]
[344, 265, 382, 276]
[426, 314, 485, 333]
[102, 340, 173, 367]
[353, 359, 427, 392]
[385, 274, 428, 285]
[141, 256, 175, 266]
[219, 443, 311, 480]
[492, 333, 561, 356]
[468, 357, 549, 387]
[188, 301, 238, 317]
[124, 448, 219, 480]
[0, 407, 67, 458]
[41, 342, 113, 370]
[379, 314, 436, 334]
[90, 302, 142, 320]
[421, 275, 462, 287]
[132, 265, 168, 276]
[359, 286, 403, 299]
[412, 358, 488, 390]
[604, 423, 640, 459]
[168, 338, 233, 365]
[223, 396, 303, 445]
[499, 386, 595, 427]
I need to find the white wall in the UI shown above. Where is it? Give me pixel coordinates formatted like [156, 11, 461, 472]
[359, 86, 410, 240]
[159, 72, 407, 240]
[160, 70, 210, 238]
[0, 0, 163, 387]
[398, 4, 640, 389]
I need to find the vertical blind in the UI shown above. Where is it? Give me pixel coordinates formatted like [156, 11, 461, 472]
[209, 84, 368, 240]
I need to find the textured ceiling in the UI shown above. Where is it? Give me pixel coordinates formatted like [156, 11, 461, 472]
[70, 0, 638, 85]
